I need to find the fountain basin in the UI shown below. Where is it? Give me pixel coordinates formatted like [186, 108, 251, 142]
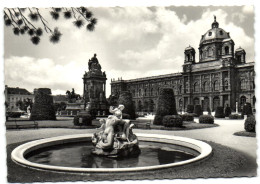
[11, 133, 212, 172]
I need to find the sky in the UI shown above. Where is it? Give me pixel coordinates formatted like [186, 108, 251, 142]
[4, 6, 255, 97]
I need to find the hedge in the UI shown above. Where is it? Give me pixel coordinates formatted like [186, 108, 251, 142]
[242, 103, 253, 116]
[117, 91, 136, 120]
[199, 115, 214, 124]
[7, 111, 24, 118]
[215, 106, 225, 118]
[153, 88, 177, 125]
[30, 89, 56, 120]
[181, 113, 194, 121]
[244, 115, 256, 132]
[194, 105, 203, 117]
[162, 115, 183, 127]
[73, 114, 92, 126]
[224, 106, 232, 117]
[229, 114, 244, 119]
[186, 104, 194, 113]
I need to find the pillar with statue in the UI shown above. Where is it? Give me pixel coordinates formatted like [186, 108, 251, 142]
[82, 54, 108, 116]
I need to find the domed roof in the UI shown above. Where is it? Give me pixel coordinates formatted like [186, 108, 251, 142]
[200, 16, 230, 45]
[185, 45, 195, 51]
[235, 47, 245, 52]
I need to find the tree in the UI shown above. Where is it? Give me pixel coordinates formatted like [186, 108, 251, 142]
[153, 88, 177, 125]
[30, 89, 56, 120]
[4, 7, 97, 45]
[117, 91, 136, 120]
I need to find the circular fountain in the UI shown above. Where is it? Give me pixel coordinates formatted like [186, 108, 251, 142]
[11, 133, 212, 172]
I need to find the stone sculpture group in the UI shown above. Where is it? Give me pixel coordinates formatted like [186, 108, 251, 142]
[92, 105, 140, 158]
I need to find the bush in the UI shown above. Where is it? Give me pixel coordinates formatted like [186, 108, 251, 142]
[224, 106, 232, 117]
[186, 104, 194, 113]
[194, 105, 203, 117]
[229, 114, 244, 119]
[207, 106, 211, 115]
[162, 115, 183, 127]
[244, 116, 256, 132]
[73, 114, 92, 126]
[199, 115, 214, 124]
[215, 106, 225, 118]
[153, 88, 177, 125]
[181, 113, 194, 121]
[117, 91, 136, 120]
[7, 111, 23, 118]
[122, 113, 131, 119]
[30, 89, 56, 120]
[242, 103, 253, 116]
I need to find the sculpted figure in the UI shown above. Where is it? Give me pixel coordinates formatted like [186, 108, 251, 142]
[92, 105, 140, 157]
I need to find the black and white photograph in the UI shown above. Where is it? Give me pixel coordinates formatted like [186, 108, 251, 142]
[0, 0, 259, 183]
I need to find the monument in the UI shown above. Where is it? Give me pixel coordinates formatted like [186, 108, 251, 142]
[65, 88, 84, 116]
[92, 104, 140, 158]
[82, 54, 108, 116]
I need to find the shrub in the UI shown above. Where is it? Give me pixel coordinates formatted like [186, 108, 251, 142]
[73, 114, 92, 126]
[30, 89, 56, 120]
[194, 105, 203, 117]
[199, 115, 214, 124]
[224, 106, 232, 117]
[207, 106, 211, 115]
[229, 114, 244, 119]
[7, 111, 23, 118]
[186, 104, 194, 113]
[215, 106, 225, 118]
[181, 113, 194, 121]
[162, 115, 183, 127]
[117, 91, 136, 120]
[122, 113, 131, 119]
[244, 116, 256, 132]
[242, 103, 253, 116]
[153, 88, 177, 125]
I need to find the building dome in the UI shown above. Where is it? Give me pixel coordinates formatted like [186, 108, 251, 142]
[200, 16, 230, 45]
[185, 45, 195, 51]
[235, 47, 245, 52]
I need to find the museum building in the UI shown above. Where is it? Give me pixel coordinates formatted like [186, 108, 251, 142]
[110, 17, 255, 113]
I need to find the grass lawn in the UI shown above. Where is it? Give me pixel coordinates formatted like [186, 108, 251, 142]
[6, 140, 256, 182]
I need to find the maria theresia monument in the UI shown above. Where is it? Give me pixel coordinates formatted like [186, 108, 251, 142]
[83, 54, 108, 115]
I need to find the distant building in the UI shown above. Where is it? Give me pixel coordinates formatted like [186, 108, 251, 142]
[111, 16, 255, 113]
[4, 85, 34, 111]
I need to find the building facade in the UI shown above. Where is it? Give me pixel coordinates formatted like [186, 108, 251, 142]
[4, 85, 35, 111]
[111, 17, 255, 113]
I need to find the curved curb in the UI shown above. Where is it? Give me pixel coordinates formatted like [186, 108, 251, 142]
[11, 133, 212, 172]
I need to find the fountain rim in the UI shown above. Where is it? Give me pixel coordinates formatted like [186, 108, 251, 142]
[11, 133, 212, 173]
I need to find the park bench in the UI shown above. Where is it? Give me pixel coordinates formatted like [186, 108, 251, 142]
[6, 120, 38, 130]
[132, 120, 151, 129]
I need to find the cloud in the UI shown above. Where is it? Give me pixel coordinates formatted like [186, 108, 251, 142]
[4, 56, 86, 95]
[242, 5, 254, 14]
[4, 7, 254, 96]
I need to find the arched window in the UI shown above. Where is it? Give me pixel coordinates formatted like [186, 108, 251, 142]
[208, 47, 213, 56]
[179, 85, 182, 94]
[240, 96, 246, 108]
[132, 89, 135, 97]
[150, 88, 154, 96]
[179, 99, 183, 109]
[203, 81, 209, 92]
[224, 80, 228, 90]
[194, 82, 199, 93]
[139, 89, 142, 96]
[214, 81, 219, 91]
[225, 46, 229, 55]
[144, 89, 147, 96]
[187, 54, 190, 61]
[240, 79, 246, 90]
[220, 30, 223, 35]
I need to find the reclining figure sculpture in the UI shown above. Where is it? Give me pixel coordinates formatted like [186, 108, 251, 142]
[92, 105, 140, 158]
